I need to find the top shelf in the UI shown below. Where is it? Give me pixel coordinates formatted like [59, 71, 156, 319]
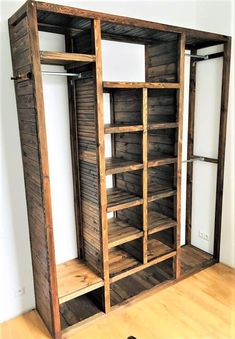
[103, 81, 181, 89]
[40, 51, 96, 65]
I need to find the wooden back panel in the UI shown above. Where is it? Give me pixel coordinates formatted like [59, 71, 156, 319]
[75, 78, 102, 276]
[145, 40, 178, 83]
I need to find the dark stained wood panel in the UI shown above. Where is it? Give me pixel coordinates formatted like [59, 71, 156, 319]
[75, 78, 102, 275]
[148, 237, 175, 261]
[105, 157, 143, 175]
[109, 247, 141, 278]
[108, 217, 143, 248]
[148, 210, 177, 234]
[110, 259, 173, 306]
[181, 245, 214, 275]
[107, 187, 143, 212]
[9, 8, 59, 336]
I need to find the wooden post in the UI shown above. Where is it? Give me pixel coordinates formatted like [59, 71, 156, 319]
[213, 39, 231, 262]
[186, 49, 197, 245]
[176, 33, 185, 279]
[143, 88, 148, 264]
[93, 19, 111, 313]
[26, 2, 61, 337]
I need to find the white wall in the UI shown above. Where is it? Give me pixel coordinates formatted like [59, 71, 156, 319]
[0, 0, 234, 323]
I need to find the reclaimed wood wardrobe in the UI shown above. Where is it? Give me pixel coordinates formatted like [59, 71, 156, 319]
[9, 1, 231, 338]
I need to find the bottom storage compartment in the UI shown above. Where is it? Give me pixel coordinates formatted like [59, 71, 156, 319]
[110, 258, 174, 306]
[60, 288, 104, 330]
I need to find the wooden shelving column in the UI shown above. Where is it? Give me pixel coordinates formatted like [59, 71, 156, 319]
[8, 1, 231, 338]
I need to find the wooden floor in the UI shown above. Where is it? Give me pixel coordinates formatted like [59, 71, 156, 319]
[1, 263, 234, 339]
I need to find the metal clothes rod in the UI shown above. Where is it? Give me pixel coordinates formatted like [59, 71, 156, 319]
[42, 71, 81, 77]
[182, 157, 205, 163]
[185, 53, 209, 60]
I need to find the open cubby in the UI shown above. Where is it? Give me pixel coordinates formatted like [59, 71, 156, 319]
[148, 229, 176, 261]
[9, 2, 230, 337]
[148, 164, 176, 202]
[110, 258, 174, 306]
[148, 89, 178, 125]
[60, 288, 104, 330]
[148, 128, 178, 166]
[105, 132, 143, 175]
[108, 205, 143, 248]
[148, 197, 177, 235]
[109, 238, 143, 278]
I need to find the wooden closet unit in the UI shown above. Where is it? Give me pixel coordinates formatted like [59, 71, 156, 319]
[8, 2, 231, 338]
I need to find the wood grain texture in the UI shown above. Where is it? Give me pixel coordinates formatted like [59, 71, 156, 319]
[93, 19, 110, 313]
[56, 259, 104, 304]
[2, 264, 234, 339]
[103, 81, 180, 89]
[35, 1, 229, 46]
[40, 51, 96, 65]
[9, 3, 61, 337]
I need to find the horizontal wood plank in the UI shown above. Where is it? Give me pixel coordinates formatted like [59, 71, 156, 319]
[105, 123, 143, 134]
[106, 157, 143, 175]
[107, 187, 143, 212]
[103, 81, 181, 89]
[108, 217, 143, 248]
[148, 122, 178, 130]
[56, 258, 104, 304]
[40, 51, 96, 65]
[148, 211, 177, 234]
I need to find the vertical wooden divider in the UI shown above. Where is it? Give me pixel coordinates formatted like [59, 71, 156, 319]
[214, 39, 231, 262]
[93, 19, 111, 312]
[143, 88, 148, 264]
[26, 2, 61, 337]
[186, 49, 197, 245]
[176, 33, 185, 279]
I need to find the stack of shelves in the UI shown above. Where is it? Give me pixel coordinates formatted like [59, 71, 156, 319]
[9, 2, 229, 337]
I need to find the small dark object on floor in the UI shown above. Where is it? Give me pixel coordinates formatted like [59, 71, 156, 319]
[128, 336, 137, 339]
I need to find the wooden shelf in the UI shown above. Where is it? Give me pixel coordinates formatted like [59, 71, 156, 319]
[148, 186, 176, 203]
[107, 187, 143, 212]
[56, 258, 103, 304]
[105, 123, 143, 134]
[106, 157, 143, 175]
[181, 245, 214, 275]
[148, 211, 177, 235]
[148, 122, 179, 130]
[148, 238, 175, 261]
[40, 51, 96, 65]
[109, 247, 140, 278]
[148, 155, 178, 168]
[108, 217, 143, 249]
[103, 81, 181, 89]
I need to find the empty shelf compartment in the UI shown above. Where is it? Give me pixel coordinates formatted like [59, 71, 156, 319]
[181, 245, 214, 275]
[148, 164, 176, 202]
[60, 288, 104, 330]
[109, 238, 143, 278]
[107, 169, 143, 213]
[108, 216, 143, 248]
[56, 258, 103, 304]
[148, 198, 177, 234]
[110, 258, 174, 306]
[106, 157, 143, 175]
[148, 229, 176, 261]
[148, 89, 178, 124]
